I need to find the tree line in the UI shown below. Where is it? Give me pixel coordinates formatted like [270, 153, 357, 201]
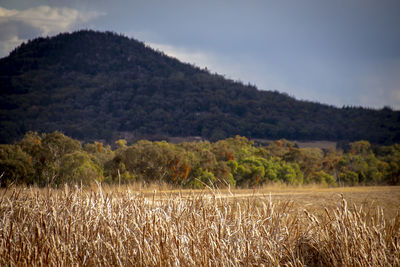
[1, 131, 399, 188]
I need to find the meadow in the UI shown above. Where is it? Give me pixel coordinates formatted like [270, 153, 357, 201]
[0, 185, 399, 266]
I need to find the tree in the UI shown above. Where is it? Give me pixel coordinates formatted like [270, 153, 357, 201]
[115, 139, 127, 149]
[59, 151, 103, 185]
[277, 163, 303, 185]
[189, 168, 216, 189]
[0, 144, 34, 186]
[306, 171, 336, 187]
[18, 131, 82, 186]
[84, 141, 114, 167]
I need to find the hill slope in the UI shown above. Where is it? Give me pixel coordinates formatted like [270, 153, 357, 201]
[0, 30, 399, 144]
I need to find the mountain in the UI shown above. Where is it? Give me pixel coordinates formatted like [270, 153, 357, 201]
[0, 30, 399, 144]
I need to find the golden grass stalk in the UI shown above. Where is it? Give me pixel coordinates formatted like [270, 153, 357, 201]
[0, 185, 398, 266]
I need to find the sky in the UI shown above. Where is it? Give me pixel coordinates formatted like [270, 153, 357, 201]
[1, 0, 400, 110]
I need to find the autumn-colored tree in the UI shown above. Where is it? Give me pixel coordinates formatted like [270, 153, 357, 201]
[1, 131, 399, 187]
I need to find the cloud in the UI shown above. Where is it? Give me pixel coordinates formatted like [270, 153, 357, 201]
[0, 5, 104, 57]
[149, 40, 400, 110]
[146, 41, 271, 89]
[147, 42, 214, 70]
[147, 41, 311, 95]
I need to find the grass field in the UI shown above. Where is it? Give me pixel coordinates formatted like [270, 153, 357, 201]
[1, 185, 399, 266]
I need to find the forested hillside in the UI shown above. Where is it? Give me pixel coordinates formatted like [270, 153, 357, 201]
[1, 30, 399, 144]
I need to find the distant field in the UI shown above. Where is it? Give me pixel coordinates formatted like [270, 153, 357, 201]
[1, 185, 399, 265]
[139, 185, 400, 219]
[229, 186, 400, 218]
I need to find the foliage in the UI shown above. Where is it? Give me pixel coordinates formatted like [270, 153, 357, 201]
[307, 170, 337, 186]
[0, 132, 399, 187]
[59, 151, 103, 185]
[373, 144, 400, 185]
[337, 141, 390, 185]
[0, 144, 34, 186]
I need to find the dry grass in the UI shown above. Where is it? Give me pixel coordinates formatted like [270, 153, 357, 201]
[0, 185, 399, 266]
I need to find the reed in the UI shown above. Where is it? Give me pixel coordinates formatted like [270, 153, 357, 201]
[0, 185, 398, 266]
